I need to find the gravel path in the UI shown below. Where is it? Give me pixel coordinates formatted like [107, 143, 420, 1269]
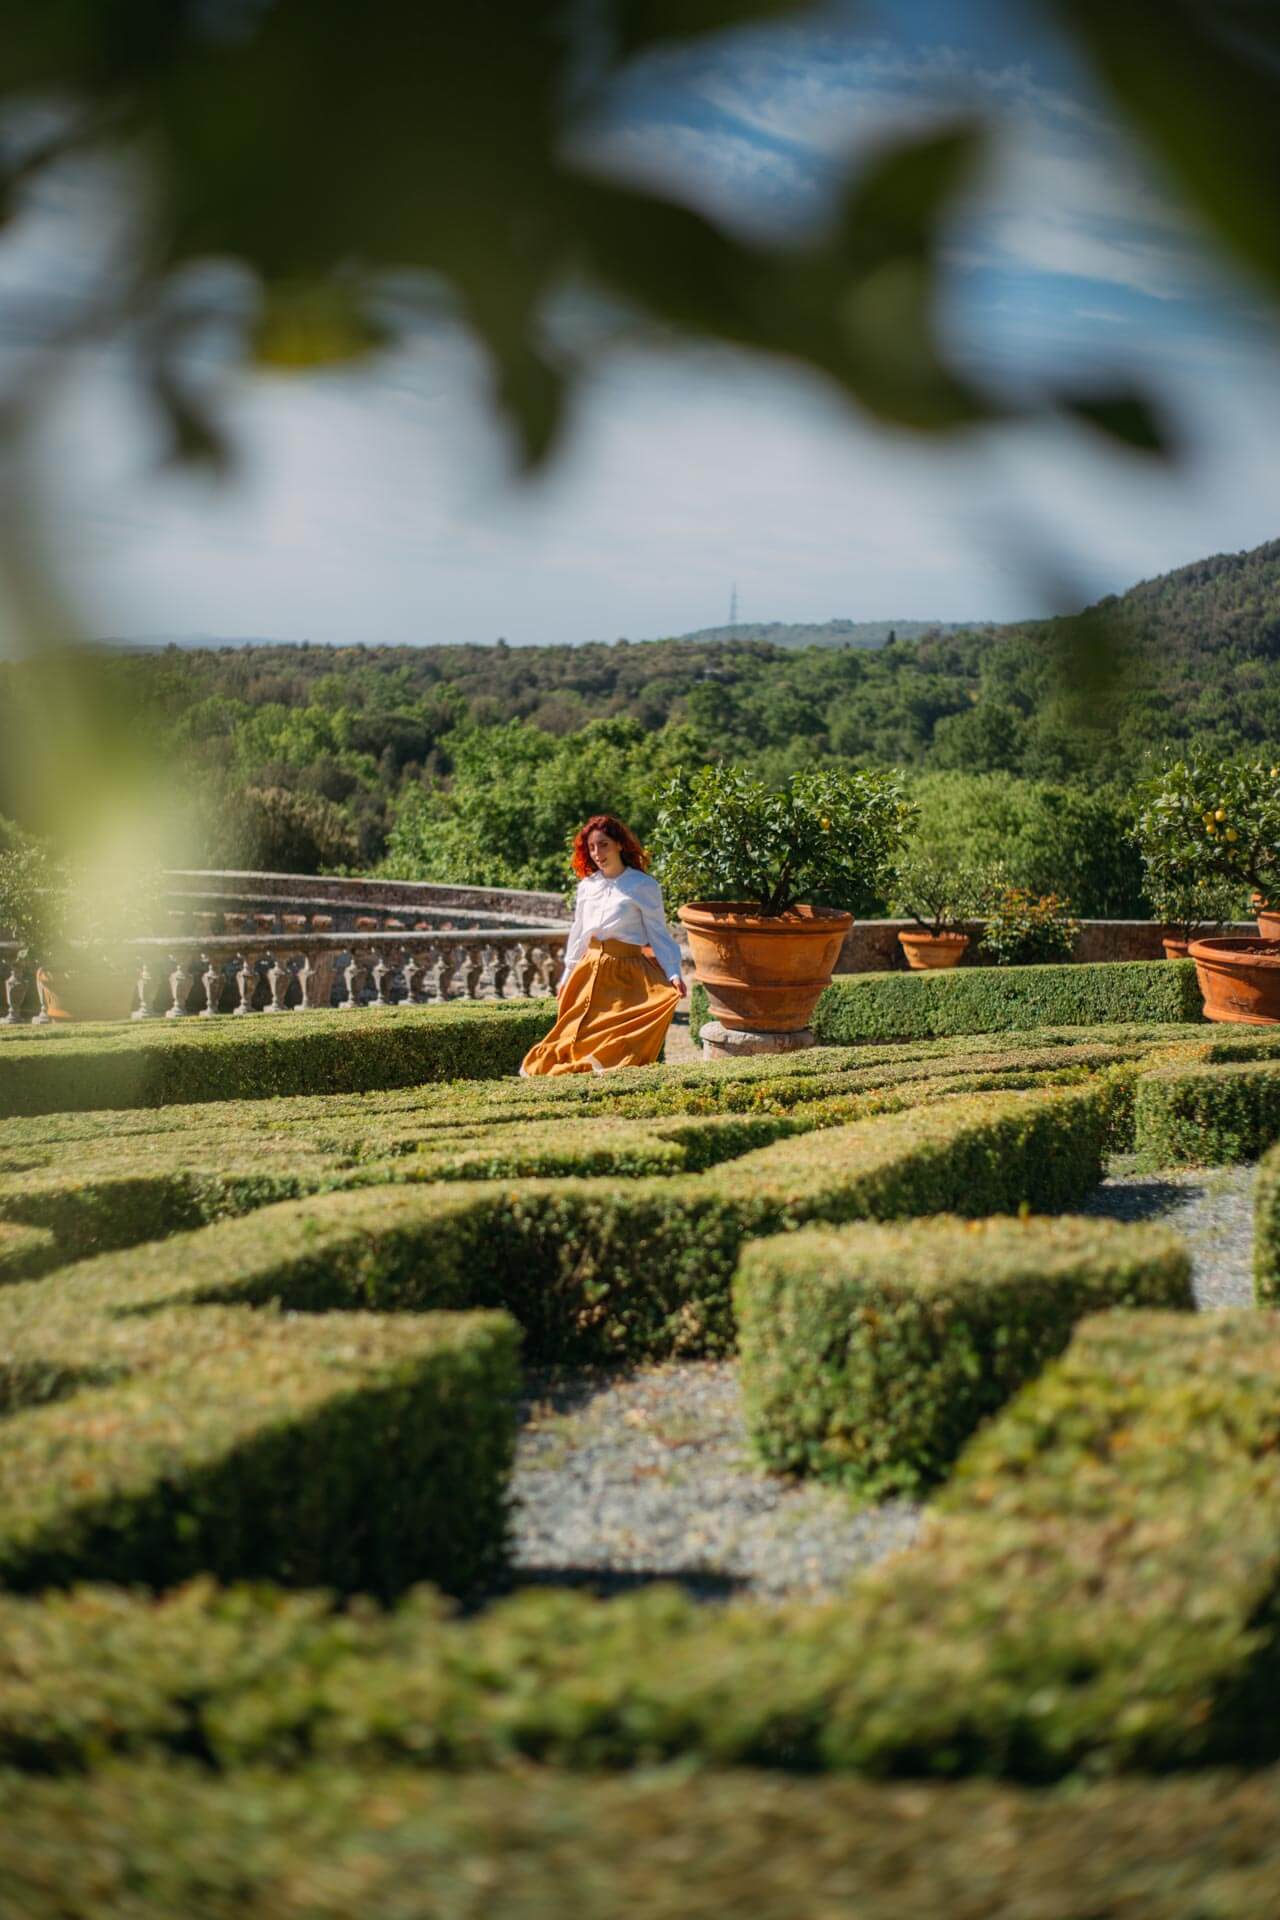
[506, 1159, 1258, 1607]
[508, 1363, 921, 1605]
[1077, 1162, 1257, 1309]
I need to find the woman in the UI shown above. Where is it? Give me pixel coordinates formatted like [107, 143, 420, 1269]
[520, 814, 687, 1077]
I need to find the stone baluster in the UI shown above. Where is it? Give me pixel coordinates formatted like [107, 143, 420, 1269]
[339, 953, 366, 1010]
[131, 961, 158, 1020]
[513, 943, 537, 997]
[295, 953, 318, 1011]
[165, 953, 193, 1019]
[30, 967, 53, 1026]
[263, 951, 292, 1013]
[3, 964, 27, 1025]
[491, 948, 514, 1000]
[461, 944, 485, 1000]
[199, 955, 224, 1017]
[534, 947, 559, 994]
[370, 951, 394, 1008]
[433, 945, 459, 1003]
[401, 949, 427, 1006]
[232, 952, 260, 1016]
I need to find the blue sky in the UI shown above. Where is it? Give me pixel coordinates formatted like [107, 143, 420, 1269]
[10, 1, 1280, 647]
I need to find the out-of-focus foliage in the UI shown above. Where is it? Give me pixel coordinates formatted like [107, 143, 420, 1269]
[0, 1, 1182, 474]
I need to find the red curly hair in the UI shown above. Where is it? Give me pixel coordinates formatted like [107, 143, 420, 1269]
[571, 813, 649, 880]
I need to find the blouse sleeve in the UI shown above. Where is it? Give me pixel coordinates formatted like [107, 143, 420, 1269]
[635, 875, 684, 985]
[558, 885, 587, 985]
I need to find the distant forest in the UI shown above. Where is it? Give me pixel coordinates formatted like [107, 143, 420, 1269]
[4, 536, 1279, 914]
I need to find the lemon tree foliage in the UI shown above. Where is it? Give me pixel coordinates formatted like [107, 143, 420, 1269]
[652, 764, 912, 915]
[1138, 756, 1280, 915]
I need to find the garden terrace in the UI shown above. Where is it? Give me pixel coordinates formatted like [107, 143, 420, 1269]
[8, 1002, 1280, 1907]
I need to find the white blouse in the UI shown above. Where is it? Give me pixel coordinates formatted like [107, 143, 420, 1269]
[560, 867, 684, 986]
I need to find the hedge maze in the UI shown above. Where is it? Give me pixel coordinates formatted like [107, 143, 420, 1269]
[7, 997, 1280, 1913]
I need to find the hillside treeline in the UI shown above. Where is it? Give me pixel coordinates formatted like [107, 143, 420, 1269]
[2, 538, 1278, 915]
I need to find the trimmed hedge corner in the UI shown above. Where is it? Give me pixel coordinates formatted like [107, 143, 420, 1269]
[735, 1215, 1192, 1494]
[0, 1304, 518, 1601]
[1136, 1059, 1280, 1166]
[0, 1001, 555, 1118]
[811, 959, 1205, 1043]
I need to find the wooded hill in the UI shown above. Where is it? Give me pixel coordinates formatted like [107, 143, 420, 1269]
[3, 537, 1278, 890]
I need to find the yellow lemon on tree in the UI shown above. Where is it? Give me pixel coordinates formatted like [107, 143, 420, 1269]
[1272, 766, 1278, 777]
[1226, 827, 1239, 842]
[1203, 812, 1216, 826]
[1215, 807, 1227, 821]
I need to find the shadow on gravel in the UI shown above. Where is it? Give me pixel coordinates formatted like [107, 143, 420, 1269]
[500, 1566, 748, 1602]
[1079, 1177, 1201, 1224]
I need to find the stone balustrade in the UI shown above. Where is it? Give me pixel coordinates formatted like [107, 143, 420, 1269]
[2, 929, 567, 1025]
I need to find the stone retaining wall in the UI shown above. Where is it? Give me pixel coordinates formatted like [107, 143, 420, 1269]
[835, 920, 1258, 973]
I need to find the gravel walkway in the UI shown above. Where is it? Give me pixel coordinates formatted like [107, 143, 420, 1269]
[508, 1363, 921, 1605]
[1077, 1162, 1257, 1309]
[506, 1159, 1259, 1607]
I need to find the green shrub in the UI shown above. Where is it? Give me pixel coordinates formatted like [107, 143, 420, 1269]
[1135, 1060, 1280, 1165]
[6, 1758, 1280, 1919]
[735, 1216, 1192, 1494]
[977, 888, 1079, 965]
[0, 1303, 517, 1600]
[1254, 1140, 1280, 1304]
[0, 1218, 55, 1283]
[811, 960, 1204, 1043]
[0, 1002, 554, 1117]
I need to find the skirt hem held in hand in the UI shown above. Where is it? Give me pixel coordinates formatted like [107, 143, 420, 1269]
[519, 938, 680, 1077]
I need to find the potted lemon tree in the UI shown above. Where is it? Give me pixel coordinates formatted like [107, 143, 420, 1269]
[1139, 757, 1280, 1023]
[652, 765, 911, 1032]
[888, 850, 1001, 970]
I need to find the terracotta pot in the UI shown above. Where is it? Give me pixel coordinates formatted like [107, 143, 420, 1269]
[1161, 937, 1191, 960]
[1189, 936, 1280, 1025]
[898, 929, 969, 971]
[1257, 909, 1280, 941]
[679, 901, 853, 1032]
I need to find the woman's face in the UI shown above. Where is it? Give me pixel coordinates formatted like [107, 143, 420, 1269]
[588, 828, 624, 874]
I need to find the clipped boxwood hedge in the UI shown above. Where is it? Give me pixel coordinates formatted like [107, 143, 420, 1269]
[0, 1303, 518, 1601]
[1254, 1139, 1280, 1305]
[0, 1001, 554, 1118]
[0, 1086, 1110, 1373]
[5, 1758, 1280, 1919]
[4, 1311, 1280, 1784]
[735, 1215, 1192, 1494]
[1135, 1059, 1280, 1166]
[809, 959, 1205, 1043]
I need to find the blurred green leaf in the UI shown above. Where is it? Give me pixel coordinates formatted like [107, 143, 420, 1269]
[612, 0, 818, 62]
[1050, 0, 1280, 298]
[1056, 386, 1174, 457]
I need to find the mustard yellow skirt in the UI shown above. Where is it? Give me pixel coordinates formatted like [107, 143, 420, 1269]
[520, 938, 681, 1077]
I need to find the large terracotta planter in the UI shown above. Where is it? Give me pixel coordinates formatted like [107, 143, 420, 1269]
[679, 902, 852, 1032]
[1189, 936, 1280, 1025]
[1257, 910, 1280, 941]
[898, 929, 968, 971]
[1161, 937, 1190, 960]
